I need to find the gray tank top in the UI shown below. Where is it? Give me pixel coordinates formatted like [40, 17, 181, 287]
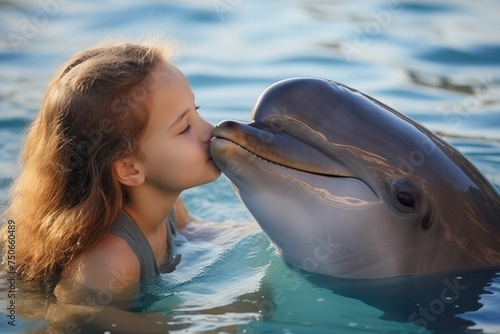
[108, 210, 179, 281]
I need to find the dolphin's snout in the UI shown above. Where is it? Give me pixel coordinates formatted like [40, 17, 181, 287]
[213, 119, 354, 177]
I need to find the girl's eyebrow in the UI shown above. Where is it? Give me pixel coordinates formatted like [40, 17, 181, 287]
[168, 109, 189, 130]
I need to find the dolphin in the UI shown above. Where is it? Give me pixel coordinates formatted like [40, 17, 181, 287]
[210, 77, 500, 279]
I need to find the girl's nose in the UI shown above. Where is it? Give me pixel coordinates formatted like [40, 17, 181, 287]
[199, 117, 215, 143]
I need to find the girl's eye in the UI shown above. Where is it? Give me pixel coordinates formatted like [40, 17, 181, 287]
[179, 124, 191, 135]
[195, 105, 201, 112]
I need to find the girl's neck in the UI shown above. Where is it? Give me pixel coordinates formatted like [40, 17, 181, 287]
[122, 187, 179, 234]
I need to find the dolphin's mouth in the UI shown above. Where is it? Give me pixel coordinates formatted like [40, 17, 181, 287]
[212, 120, 356, 178]
[212, 137, 320, 177]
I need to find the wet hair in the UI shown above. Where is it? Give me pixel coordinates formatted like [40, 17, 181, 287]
[1, 40, 172, 280]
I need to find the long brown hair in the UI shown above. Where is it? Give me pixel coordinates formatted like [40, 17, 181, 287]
[1, 41, 171, 280]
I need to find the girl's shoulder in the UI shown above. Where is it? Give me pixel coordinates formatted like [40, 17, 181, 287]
[62, 233, 140, 290]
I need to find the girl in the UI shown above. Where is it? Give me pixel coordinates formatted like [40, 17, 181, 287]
[1, 40, 221, 290]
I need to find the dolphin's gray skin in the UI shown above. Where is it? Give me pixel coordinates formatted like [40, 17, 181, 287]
[210, 77, 500, 278]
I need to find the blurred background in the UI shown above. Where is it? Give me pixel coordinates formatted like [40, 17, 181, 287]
[0, 1, 499, 333]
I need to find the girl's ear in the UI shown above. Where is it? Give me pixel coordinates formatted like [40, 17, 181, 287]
[112, 157, 145, 187]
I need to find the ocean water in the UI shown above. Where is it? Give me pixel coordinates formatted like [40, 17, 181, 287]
[0, 0, 500, 333]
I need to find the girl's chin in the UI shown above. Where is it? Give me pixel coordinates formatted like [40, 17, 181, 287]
[204, 162, 222, 182]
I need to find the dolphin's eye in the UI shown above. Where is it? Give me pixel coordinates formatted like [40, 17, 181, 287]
[397, 192, 414, 208]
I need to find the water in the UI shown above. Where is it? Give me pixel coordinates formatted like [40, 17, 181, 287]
[1, 0, 500, 332]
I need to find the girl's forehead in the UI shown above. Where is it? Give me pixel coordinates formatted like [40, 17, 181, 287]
[147, 64, 193, 121]
[155, 63, 190, 93]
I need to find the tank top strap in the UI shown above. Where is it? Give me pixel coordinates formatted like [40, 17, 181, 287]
[160, 209, 181, 273]
[108, 210, 161, 281]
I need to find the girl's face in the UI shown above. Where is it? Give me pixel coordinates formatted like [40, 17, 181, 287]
[136, 63, 221, 194]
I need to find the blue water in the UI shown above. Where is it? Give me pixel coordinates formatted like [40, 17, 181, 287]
[1, 0, 500, 333]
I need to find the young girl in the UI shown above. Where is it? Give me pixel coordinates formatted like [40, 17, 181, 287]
[1, 40, 221, 290]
